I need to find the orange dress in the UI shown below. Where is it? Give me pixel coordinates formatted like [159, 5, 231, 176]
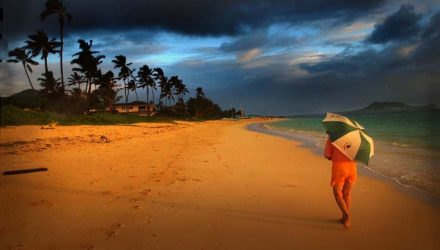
[324, 138, 357, 187]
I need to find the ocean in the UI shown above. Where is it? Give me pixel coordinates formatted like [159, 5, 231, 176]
[262, 110, 440, 197]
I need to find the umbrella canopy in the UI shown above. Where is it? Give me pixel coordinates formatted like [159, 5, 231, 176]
[322, 113, 374, 165]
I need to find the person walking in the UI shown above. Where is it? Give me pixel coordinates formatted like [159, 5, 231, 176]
[324, 134, 357, 228]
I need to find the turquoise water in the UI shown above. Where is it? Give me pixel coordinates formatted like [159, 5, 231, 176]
[271, 110, 440, 149]
[267, 110, 440, 196]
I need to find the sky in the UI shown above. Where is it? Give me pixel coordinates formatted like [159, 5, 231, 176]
[1, 0, 439, 115]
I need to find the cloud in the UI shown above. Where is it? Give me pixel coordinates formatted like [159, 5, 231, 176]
[0, 63, 35, 96]
[295, 11, 440, 110]
[422, 11, 440, 38]
[3, 0, 386, 42]
[220, 26, 304, 54]
[237, 48, 261, 63]
[366, 4, 422, 44]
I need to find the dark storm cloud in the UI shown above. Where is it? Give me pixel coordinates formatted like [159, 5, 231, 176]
[422, 11, 440, 38]
[65, 0, 387, 36]
[413, 11, 440, 65]
[366, 4, 421, 44]
[310, 8, 440, 74]
[3, 0, 386, 40]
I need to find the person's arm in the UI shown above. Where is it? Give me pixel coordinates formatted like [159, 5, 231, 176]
[324, 138, 333, 160]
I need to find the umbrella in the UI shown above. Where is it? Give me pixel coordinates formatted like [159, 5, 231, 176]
[322, 112, 374, 165]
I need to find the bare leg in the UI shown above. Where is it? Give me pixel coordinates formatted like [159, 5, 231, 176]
[342, 182, 352, 213]
[333, 184, 350, 228]
[342, 181, 353, 228]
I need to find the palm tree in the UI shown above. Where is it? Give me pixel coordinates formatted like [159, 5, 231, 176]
[153, 67, 166, 105]
[67, 72, 86, 91]
[159, 77, 176, 106]
[173, 76, 189, 103]
[7, 47, 39, 90]
[196, 87, 205, 99]
[38, 71, 60, 96]
[41, 0, 72, 93]
[25, 30, 60, 75]
[127, 79, 139, 101]
[137, 65, 156, 103]
[112, 55, 134, 110]
[71, 39, 105, 94]
[94, 70, 120, 110]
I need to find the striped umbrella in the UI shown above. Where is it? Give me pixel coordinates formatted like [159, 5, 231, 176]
[322, 113, 374, 165]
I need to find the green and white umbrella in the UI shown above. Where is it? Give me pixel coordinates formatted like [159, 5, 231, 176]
[322, 113, 374, 165]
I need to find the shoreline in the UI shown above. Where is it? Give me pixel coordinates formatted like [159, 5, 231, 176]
[247, 121, 440, 205]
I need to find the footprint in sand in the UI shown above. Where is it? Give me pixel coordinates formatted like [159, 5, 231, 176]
[106, 223, 122, 239]
[89, 178, 102, 185]
[140, 189, 152, 196]
[30, 199, 53, 208]
[101, 191, 116, 196]
[209, 223, 218, 230]
[99, 136, 109, 143]
[129, 198, 138, 203]
[176, 177, 187, 182]
[123, 186, 134, 191]
[145, 215, 153, 223]
[81, 243, 95, 250]
[283, 184, 296, 188]
[6, 244, 23, 250]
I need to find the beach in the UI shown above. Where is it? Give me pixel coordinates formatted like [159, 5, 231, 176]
[0, 119, 439, 250]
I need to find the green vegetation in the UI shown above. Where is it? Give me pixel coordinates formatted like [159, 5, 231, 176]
[1, 105, 174, 126]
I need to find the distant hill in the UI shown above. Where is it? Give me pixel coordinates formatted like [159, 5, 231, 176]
[0, 89, 48, 109]
[344, 101, 437, 114]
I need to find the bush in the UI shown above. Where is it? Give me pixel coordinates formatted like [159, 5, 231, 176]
[0, 105, 174, 126]
[1, 105, 57, 125]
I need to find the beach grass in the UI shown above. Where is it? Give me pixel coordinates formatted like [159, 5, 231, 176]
[0, 105, 175, 126]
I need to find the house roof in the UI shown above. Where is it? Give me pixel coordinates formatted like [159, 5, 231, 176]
[113, 101, 155, 106]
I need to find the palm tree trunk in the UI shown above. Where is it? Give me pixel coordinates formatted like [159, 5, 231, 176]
[152, 89, 155, 104]
[124, 80, 128, 113]
[22, 63, 35, 90]
[88, 77, 92, 94]
[85, 79, 89, 94]
[146, 87, 149, 103]
[59, 24, 65, 95]
[134, 87, 139, 101]
[44, 57, 49, 75]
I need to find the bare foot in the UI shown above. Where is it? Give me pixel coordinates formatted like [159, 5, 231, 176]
[342, 216, 351, 228]
[339, 214, 347, 224]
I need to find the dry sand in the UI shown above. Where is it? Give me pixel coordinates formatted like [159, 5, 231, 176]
[0, 119, 439, 250]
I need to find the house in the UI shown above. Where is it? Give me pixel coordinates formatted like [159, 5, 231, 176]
[109, 101, 157, 116]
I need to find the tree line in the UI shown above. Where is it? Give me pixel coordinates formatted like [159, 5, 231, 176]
[7, 0, 237, 119]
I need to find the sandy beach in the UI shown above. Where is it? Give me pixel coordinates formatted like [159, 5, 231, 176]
[0, 119, 439, 250]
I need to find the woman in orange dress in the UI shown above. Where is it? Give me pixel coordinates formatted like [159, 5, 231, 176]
[324, 137, 357, 228]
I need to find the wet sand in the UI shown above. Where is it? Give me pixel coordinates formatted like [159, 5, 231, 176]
[0, 119, 439, 249]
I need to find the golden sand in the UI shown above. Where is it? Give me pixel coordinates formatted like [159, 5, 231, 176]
[0, 119, 438, 249]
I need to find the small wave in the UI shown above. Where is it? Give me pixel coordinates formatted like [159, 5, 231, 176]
[391, 142, 411, 147]
[263, 124, 272, 130]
